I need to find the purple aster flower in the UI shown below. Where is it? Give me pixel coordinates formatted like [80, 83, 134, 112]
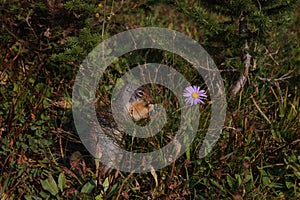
[183, 86, 207, 106]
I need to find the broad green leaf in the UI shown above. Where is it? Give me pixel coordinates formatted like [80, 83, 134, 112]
[285, 179, 294, 189]
[81, 180, 96, 194]
[13, 83, 19, 92]
[95, 194, 103, 200]
[226, 175, 235, 189]
[235, 174, 242, 187]
[210, 179, 226, 193]
[244, 172, 253, 183]
[294, 172, 300, 179]
[103, 177, 110, 192]
[28, 77, 35, 84]
[58, 172, 66, 192]
[39, 191, 50, 199]
[40, 174, 59, 196]
[24, 194, 42, 200]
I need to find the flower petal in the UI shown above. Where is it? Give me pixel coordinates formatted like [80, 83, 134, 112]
[183, 85, 207, 106]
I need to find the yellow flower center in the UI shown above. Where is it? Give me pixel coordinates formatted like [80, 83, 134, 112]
[192, 92, 199, 99]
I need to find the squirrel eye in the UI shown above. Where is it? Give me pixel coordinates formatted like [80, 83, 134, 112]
[135, 90, 145, 98]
